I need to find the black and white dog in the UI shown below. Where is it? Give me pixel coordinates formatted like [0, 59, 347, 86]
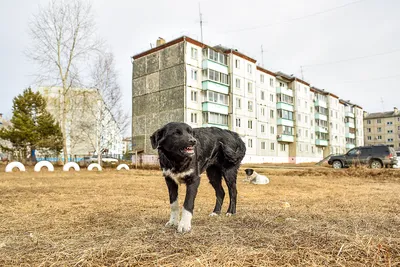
[150, 122, 246, 233]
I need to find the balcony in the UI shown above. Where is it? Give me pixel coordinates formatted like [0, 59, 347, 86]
[345, 111, 355, 118]
[202, 102, 229, 114]
[202, 59, 228, 74]
[345, 132, 355, 139]
[276, 102, 294, 112]
[315, 113, 328, 121]
[314, 99, 327, 108]
[345, 122, 355, 128]
[202, 81, 229, 94]
[276, 87, 293, 97]
[346, 143, 356, 149]
[315, 139, 328, 146]
[277, 134, 294, 143]
[277, 118, 294, 127]
[202, 123, 228, 130]
[315, 126, 328, 133]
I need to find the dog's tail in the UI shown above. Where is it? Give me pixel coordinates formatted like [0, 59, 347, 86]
[219, 141, 246, 165]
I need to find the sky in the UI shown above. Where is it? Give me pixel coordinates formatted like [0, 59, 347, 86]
[1, 0, 399, 125]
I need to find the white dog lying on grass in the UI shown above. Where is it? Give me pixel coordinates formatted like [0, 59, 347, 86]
[244, 169, 270, 185]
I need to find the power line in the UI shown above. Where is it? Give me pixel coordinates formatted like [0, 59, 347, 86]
[302, 48, 400, 68]
[330, 73, 400, 84]
[223, 0, 367, 33]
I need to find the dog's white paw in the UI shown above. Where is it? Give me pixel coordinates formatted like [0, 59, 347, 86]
[226, 212, 234, 217]
[165, 219, 179, 228]
[177, 208, 192, 233]
[209, 212, 220, 217]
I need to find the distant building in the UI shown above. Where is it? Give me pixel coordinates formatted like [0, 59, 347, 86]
[363, 107, 400, 150]
[131, 35, 364, 163]
[0, 113, 12, 157]
[38, 87, 123, 159]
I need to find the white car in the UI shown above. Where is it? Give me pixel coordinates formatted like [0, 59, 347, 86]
[91, 155, 119, 165]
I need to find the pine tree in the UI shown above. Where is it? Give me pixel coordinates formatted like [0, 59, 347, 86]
[0, 88, 63, 161]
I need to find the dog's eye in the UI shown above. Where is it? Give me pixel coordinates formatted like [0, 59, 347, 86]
[175, 129, 182, 135]
[186, 128, 192, 134]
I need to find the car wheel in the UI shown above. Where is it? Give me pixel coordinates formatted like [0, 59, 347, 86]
[332, 160, 342, 169]
[370, 160, 382, 169]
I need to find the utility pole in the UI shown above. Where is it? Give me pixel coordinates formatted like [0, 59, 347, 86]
[199, 3, 204, 43]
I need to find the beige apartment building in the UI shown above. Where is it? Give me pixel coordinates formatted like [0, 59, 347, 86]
[131, 35, 364, 164]
[364, 107, 400, 150]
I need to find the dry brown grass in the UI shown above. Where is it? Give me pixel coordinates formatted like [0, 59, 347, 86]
[0, 165, 399, 266]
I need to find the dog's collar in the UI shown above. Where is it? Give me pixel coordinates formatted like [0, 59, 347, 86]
[247, 172, 258, 180]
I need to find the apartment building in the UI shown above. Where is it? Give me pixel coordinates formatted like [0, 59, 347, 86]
[131, 35, 363, 164]
[38, 87, 123, 159]
[364, 107, 400, 150]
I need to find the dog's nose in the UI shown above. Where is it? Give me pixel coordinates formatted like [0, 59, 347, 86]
[189, 137, 197, 145]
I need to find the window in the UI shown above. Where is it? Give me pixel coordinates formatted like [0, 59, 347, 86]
[387, 121, 393, 125]
[388, 138, 394, 142]
[261, 107, 265, 117]
[298, 129, 302, 137]
[388, 130, 393, 133]
[191, 69, 198, 80]
[260, 74, 264, 83]
[206, 91, 228, 105]
[248, 82, 253, 93]
[191, 47, 198, 59]
[305, 101, 308, 109]
[378, 135, 382, 140]
[378, 127, 382, 132]
[270, 110, 274, 118]
[311, 133, 314, 139]
[247, 64, 252, 74]
[261, 124, 265, 133]
[270, 94, 274, 102]
[280, 144, 286, 151]
[305, 116, 308, 123]
[270, 142, 275, 151]
[261, 91, 265, 100]
[305, 130, 308, 137]
[298, 114, 301, 122]
[367, 120, 371, 124]
[235, 78, 240, 89]
[248, 101, 253, 112]
[248, 120, 253, 129]
[270, 78, 274, 87]
[236, 118, 241, 127]
[270, 126, 275, 134]
[190, 113, 197, 123]
[203, 69, 229, 85]
[203, 112, 228, 125]
[277, 94, 293, 104]
[261, 142, 266, 150]
[367, 128, 371, 133]
[367, 136, 372, 140]
[235, 59, 240, 69]
[190, 91, 197, 102]
[236, 98, 241, 109]
[377, 119, 381, 123]
[277, 109, 293, 120]
[248, 139, 253, 148]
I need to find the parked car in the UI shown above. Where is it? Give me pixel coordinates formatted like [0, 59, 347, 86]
[78, 155, 119, 167]
[328, 145, 397, 169]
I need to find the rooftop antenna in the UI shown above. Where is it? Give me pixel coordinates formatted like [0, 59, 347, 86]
[300, 66, 304, 80]
[199, 3, 204, 43]
[261, 45, 264, 67]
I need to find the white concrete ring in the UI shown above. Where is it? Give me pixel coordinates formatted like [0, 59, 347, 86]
[87, 163, 102, 171]
[63, 162, 80, 172]
[34, 161, 54, 172]
[5, 162, 26, 172]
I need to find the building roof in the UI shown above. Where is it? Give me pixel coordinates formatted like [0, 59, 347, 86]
[275, 71, 310, 86]
[364, 110, 400, 119]
[256, 66, 276, 76]
[339, 99, 363, 109]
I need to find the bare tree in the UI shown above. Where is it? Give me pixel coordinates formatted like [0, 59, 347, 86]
[27, 0, 103, 163]
[77, 52, 128, 165]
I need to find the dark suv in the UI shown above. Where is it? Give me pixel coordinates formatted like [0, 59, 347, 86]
[328, 145, 398, 169]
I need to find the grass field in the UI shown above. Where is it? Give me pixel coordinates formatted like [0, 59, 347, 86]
[0, 165, 399, 266]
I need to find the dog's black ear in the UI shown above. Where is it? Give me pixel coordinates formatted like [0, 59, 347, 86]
[150, 128, 165, 149]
